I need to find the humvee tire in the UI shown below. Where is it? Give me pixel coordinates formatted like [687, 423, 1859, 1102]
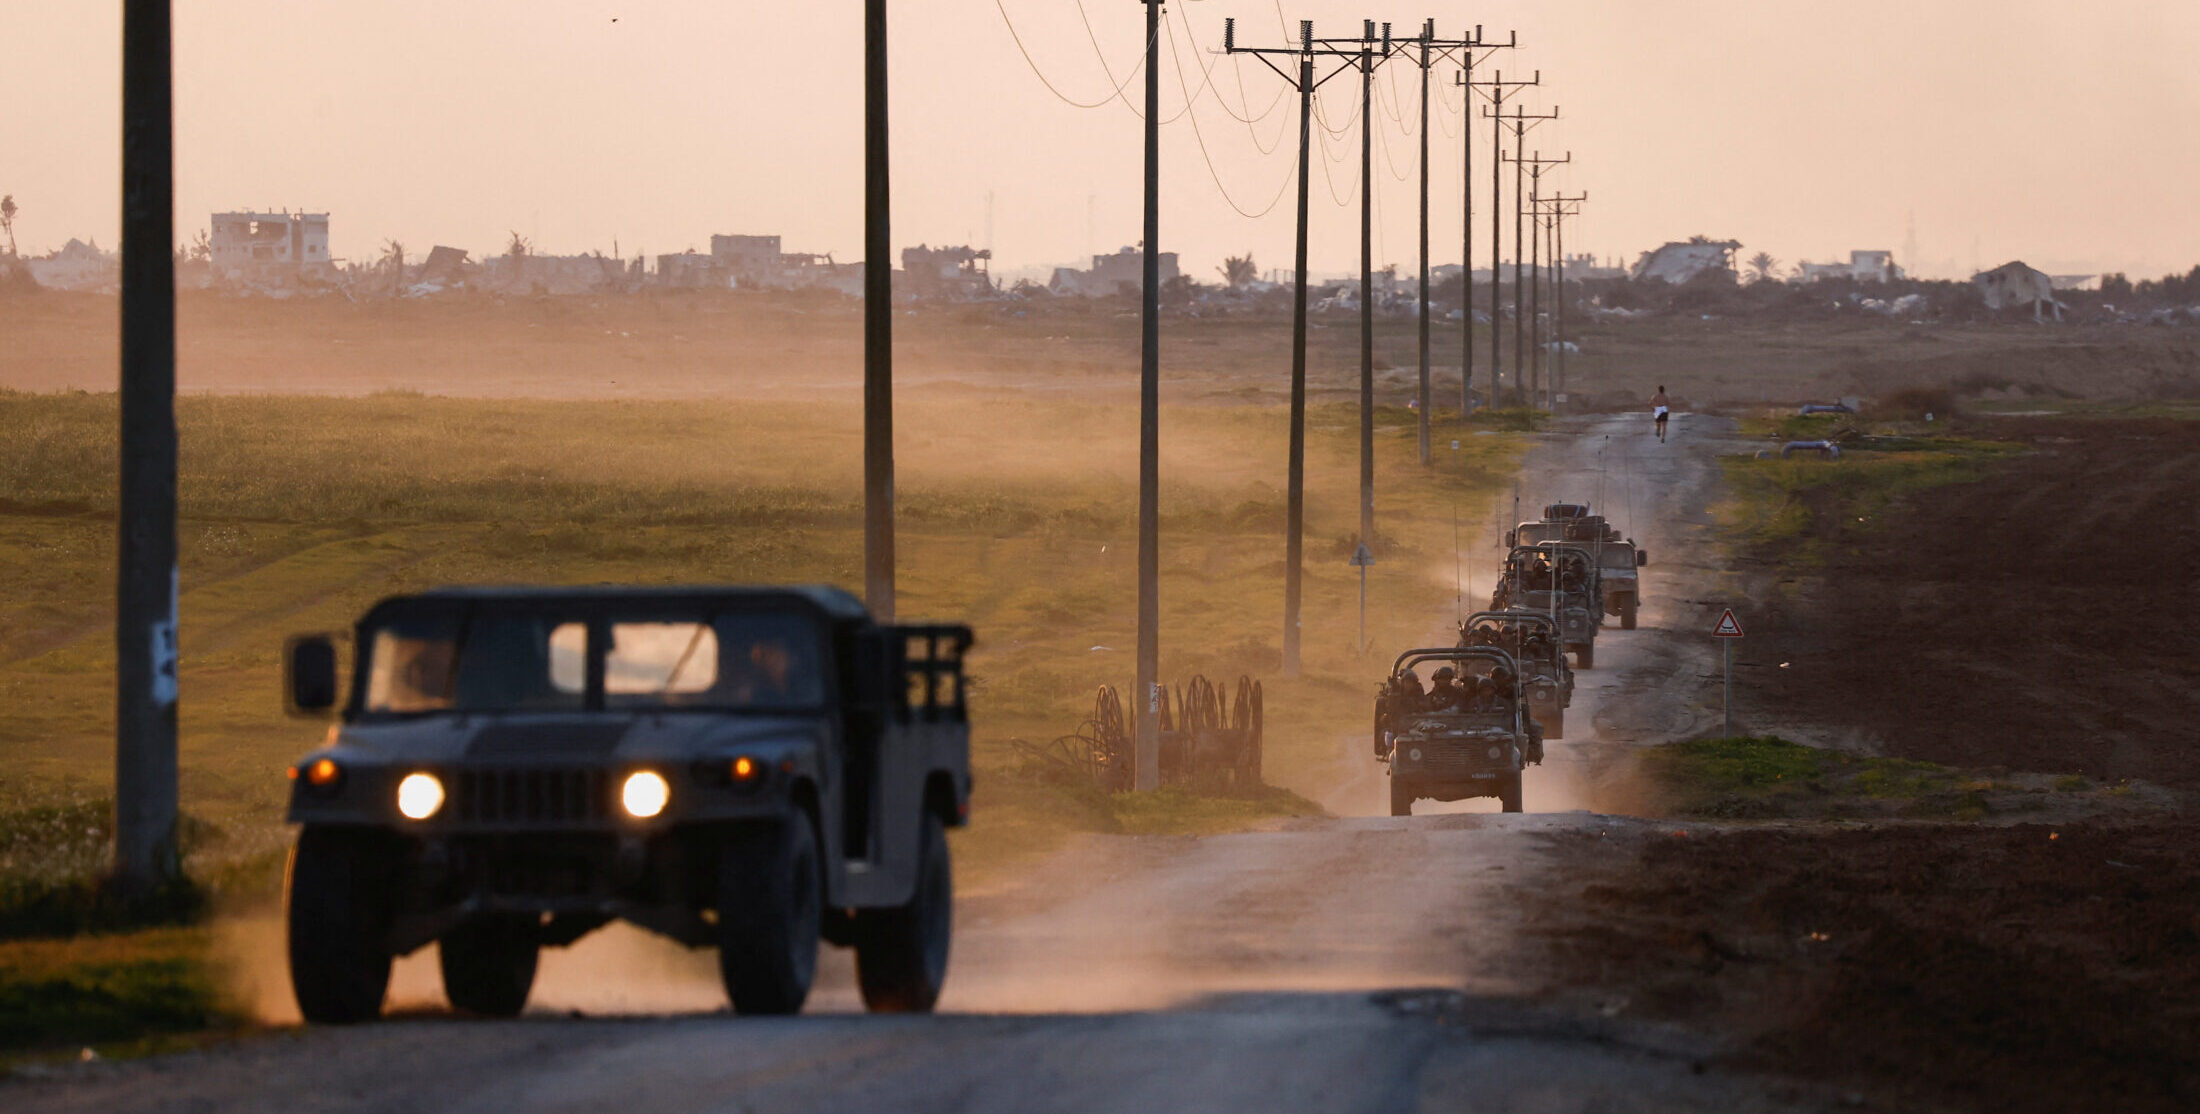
[717, 816, 821, 1016]
[1572, 642, 1595, 670]
[287, 827, 395, 1025]
[1389, 776, 1414, 817]
[440, 914, 540, 1017]
[1619, 595, 1638, 630]
[1499, 773, 1524, 814]
[855, 812, 953, 1013]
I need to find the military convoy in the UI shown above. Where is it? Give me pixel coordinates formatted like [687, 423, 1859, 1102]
[1367, 498, 1650, 816]
[1490, 543, 1603, 668]
[281, 585, 971, 1023]
[1459, 610, 1574, 739]
[1510, 503, 1649, 630]
[1372, 647, 1544, 815]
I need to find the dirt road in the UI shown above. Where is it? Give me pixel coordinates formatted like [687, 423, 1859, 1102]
[8, 413, 1844, 1113]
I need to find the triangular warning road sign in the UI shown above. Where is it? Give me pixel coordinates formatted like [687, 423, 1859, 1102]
[1713, 609, 1744, 638]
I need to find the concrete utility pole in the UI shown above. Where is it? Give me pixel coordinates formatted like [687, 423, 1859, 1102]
[863, 0, 895, 622]
[1465, 71, 1539, 407]
[1224, 18, 1371, 677]
[1538, 192, 1587, 409]
[115, 0, 180, 893]
[1356, 21, 1393, 556]
[1485, 101, 1559, 405]
[1397, 22, 1509, 460]
[1507, 150, 1568, 406]
[1445, 32, 1516, 417]
[1135, 0, 1161, 791]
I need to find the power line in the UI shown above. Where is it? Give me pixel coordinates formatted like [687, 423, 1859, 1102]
[1164, 10, 1295, 219]
[995, 0, 1147, 110]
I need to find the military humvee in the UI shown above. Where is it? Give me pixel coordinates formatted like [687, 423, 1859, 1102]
[1489, 543, 1603, 668]
[1509, 503, 1649, 630]
[1459, 610, 1574, 738]
[280, 585, 971, 1023]
[1372, 647, 1543, 816]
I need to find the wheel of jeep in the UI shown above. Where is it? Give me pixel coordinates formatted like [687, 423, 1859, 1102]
[717, 814, 822, 1016]
[1499, 773, 1524, 813]
[1573, 642, 1595, 670]
[855, 812, 953, 1013]
[1389, 776, 1414, 817]
[287, 826, 396, 1025]
[440, 914, 540, 1017]
[1619, 595, 1638, 630]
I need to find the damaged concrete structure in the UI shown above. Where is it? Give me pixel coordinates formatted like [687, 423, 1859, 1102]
[1630, 238, 1740, 284]
[1050, 245, 1180, 296]
[1797, 250, 1902, 283]
[211, 211, 333, 283]
[1975, 260, 2064, 321]
[900, 244, 993, 298]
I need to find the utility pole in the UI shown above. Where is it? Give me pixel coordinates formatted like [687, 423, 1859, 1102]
[1486, 101, 1558, 405]
[115, 0, 179, 893]
[1357, 21, 1392, 555]
[1466, 71, 1539, 406]
[863, 0, 895, 622]
[1135, 0, 1161, 791]
[1400, 23, 1509, 456]
[1507, 150, 1568, 407]
[1538, 192, 1587, 409]
[1225, 18, 1367, 677]
[1447, 32, 1516, 417]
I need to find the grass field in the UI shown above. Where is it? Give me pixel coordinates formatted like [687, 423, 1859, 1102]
[0, 388, 1523, 1049]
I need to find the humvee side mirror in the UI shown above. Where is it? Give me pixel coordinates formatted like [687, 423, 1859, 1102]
[1635, 550, 1650, 567]
[286, 634, 339, 716]
[1505, 530, 1516, 547]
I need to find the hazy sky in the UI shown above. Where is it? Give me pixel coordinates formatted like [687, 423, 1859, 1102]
[7, 1, 2197, 281]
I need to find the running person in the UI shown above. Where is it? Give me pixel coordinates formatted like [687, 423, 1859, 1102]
[1651, 385, 1671, 442]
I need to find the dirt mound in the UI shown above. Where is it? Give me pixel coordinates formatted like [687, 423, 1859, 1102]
[1525, 821, 2200, 1113]
[1741, 418, 2200, 788]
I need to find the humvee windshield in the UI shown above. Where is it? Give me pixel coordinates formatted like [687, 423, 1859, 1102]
[359, 604, 824, 716]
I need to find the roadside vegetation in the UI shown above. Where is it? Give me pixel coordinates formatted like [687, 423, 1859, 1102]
[1715, 397, 2024, 567]
[1638, 735, 2133, 821]
[0, 388, 1522, 1051]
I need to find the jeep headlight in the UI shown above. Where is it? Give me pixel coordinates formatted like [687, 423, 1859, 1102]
[396, 772, 445, 820]
[1407, 747, 1423, 762]
[622, 770, 670, 819]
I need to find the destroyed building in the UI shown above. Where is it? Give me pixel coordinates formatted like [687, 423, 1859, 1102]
[1796, 250, 1902, 283]
[710, 234, 783, 281]
[1630, 237, 1740, 284]
[900, 244, 993, 298]
[211, 211, 333, 282]
[24, 238, 119, 292]
[1050, 245, 1180, 296]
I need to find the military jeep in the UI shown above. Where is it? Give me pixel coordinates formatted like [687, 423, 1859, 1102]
[1489, 543, 1603, 668]
[1372, 647, 1543, 816]
[1509, 503, 1649, 630]
[1459, 610, 1574, 739]
[280, 585, 972, 1023]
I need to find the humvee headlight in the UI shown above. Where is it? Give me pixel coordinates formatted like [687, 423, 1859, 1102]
[305, 757, 342, 786]
[396, 772, 445, 820]
[731, 756, 758, 782]
[622, 771, 670, 818]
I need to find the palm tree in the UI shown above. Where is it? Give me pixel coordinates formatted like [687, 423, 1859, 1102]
[1216, 253, 1257, 289]
[1, 194, 17, 257]
[1745, 251, 1779, 284]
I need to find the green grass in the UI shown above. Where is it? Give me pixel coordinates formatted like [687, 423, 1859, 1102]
[1640, 735, 2047, 820]
[0, 927, 236, 1054]
[1714, 425, 2023, 566]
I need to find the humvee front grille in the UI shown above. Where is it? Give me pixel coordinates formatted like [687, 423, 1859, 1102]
[452, 768, 609, 825]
